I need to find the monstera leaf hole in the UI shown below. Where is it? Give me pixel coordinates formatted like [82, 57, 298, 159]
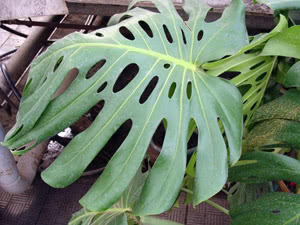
[152, 120, 167, 148]
[139, 76, 159, 104]
[238, 84, 251, 96]
[250, 61, 266, 70]
[197, 30, 204, 41]
[12, 139, 37, 153]
[86, 59, 106, 79]
[113, 63, 139, 93]
[95, 32, 104, 37]
[219, 71, 241, 80]
[119, 26, 135, 40]
[118, 15, 133, 24]
[97, 82, 108, 93]
[168, 82, 176, 98]
[85, 119, 134, 172]
[187, 119, 198, 150]
[186, 81, 192, 100]
[70, 100, 105, 135]
[256, 72, 267, 82]
[53, 56, 64, 72]
[250, 102, 257, 111]
[162, 24, 173, 43]
[138, 20, 153, 38]
[149, 117, 198, 161]
[52, 68, 79, 100]
[181, 28, 187, 44]
[164, 63, 171, 69]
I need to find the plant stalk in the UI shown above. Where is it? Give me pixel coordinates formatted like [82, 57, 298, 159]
[181, 188, 229, 215]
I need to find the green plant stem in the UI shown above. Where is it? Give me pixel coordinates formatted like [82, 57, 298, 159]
[205, 199, 229, 215]
[181, 188, 229, 215]
[222, 189, 229, 195]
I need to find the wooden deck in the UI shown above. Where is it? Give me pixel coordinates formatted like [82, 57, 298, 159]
[0, 175, 231, 225]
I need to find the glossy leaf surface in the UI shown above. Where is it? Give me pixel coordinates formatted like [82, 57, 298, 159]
[229, 151, 300, 183]
[280, 61, 300, 88]
[262, 26, 300, 59]
[246, 119, 300, 149]
[251, 89, 300, 123]
[230, 192, 300, 225]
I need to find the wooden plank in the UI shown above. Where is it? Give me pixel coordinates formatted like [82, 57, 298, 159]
[186, 195, 231, 225]
[66, 0, 273, 15]
[66, 0, 275, 30]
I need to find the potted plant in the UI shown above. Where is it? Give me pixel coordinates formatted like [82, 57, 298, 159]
[2, 0, 300, 224]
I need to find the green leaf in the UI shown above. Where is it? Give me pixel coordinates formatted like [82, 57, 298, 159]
[203, 52, 277, 127]
[228, 182, 272, 209]
[229, 151, 300, 183]
[201, 16, 289, 127]
[283, 61, 300, 87]
[251, 89, 300, 123]
[258, 0, 300, 11]
[141, 216, 183, 225]
[69, 166, 147, 225]
[107, 215, 128, 225]
[274, 59, 291, 85]
[247, 89, 300, 149]
[261, 26, 300, 59]
[68, 208, 128, 225]
[119, 166, 149, 209]
[230, 192, 300, 225]
[246, 119, 300, 149]
[231, 160, 257, 167]
[4, 0, 245, 214]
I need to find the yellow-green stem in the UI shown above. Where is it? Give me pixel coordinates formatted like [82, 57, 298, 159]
[181, 188, 229, 215]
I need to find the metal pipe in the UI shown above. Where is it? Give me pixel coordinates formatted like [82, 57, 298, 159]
[0, 49, 17, 60]
[0, 24, 28, 38]
[0, 122, 49, 194]
[0, 63, 21, 101]
[1, 19, 102, 30]
[0, 122, 30, 193]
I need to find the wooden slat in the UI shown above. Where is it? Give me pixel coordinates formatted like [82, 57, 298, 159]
[66, 0, 275, 30]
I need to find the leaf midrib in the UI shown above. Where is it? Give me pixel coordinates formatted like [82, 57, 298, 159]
[33, 42, 198, 72]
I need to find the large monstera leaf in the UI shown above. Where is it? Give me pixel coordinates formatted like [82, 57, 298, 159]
[3, 0, 246, 215]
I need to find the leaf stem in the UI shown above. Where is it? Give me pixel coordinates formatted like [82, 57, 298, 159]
[222, 189, 229, 195]
[181, 187, 193, 195]
[205, 199, 229, 215]
[180, 188, 229, 215]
